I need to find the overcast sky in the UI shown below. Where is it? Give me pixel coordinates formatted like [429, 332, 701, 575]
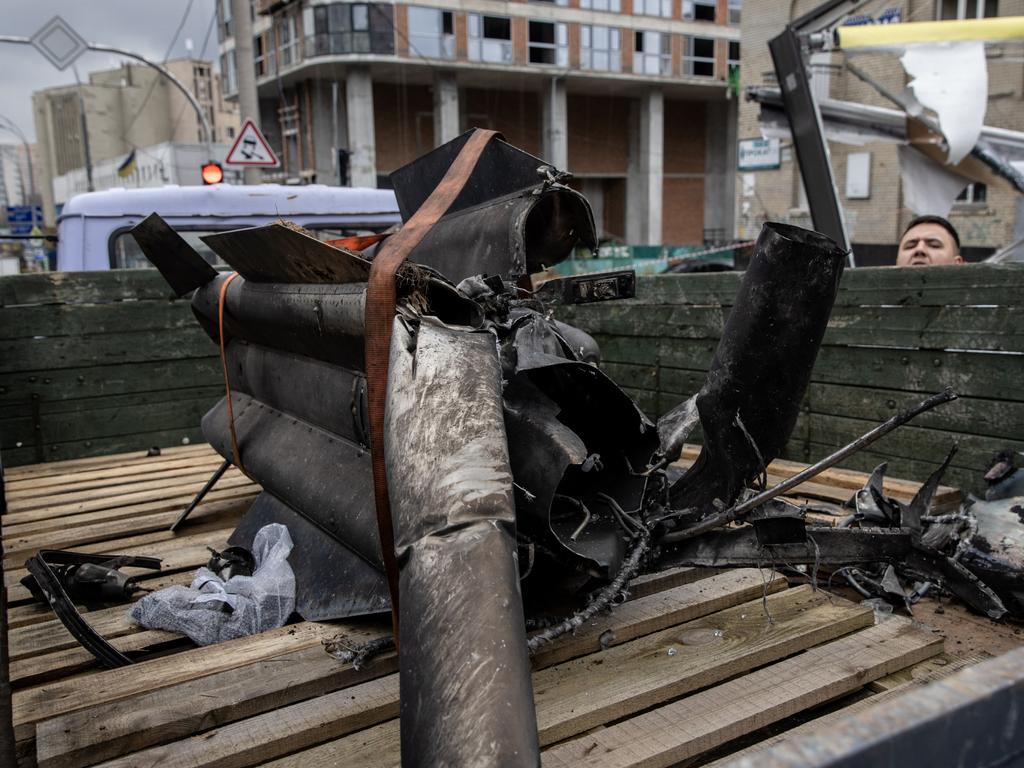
[0, 0, 218, 144]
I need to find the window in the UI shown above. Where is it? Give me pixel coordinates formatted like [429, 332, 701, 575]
[408, 7, 455, 59]
[306, 3, 395, 56]
[634, 30, 670, 76]
[469, 14, 513, 64]
[218, 0, 232, 40]
[728, 0, 742, 26]
[277, 13, 299, 66]
[956, 182, 987, 204]
[579, 0, 621, 11]
[220, 49, 237, 96]
[254, 33, 270, 76]
[683, 0, 717, 22]
[683, 36, 715, 77]
[529, 21, 568, 66]
[581, 25, 621, 72]
[728, 41, 740, 68]
[636, 0, 672, 16]
[940, 0, 997, 19]
[531, 0, 569, 5]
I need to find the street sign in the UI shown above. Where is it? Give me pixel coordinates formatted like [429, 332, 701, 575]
[6, 205, 42, 235]
[30, 16, 88, 71]
[225, 120, 280, 167]
[738, 138, 781, 171]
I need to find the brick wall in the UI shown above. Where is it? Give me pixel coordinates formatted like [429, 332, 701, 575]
[373, 82, 436, 173]
[462, 88, 542, 155]
[566, 94, 631, 175]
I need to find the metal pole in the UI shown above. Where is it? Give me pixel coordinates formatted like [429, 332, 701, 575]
[230, 0, 262, 185]
[0, 35, 213, 153]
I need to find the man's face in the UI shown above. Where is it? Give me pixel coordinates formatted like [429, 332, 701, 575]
[897, 223, 963, 266]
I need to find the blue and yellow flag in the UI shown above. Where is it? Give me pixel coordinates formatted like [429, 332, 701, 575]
[117, 149, 137, 178]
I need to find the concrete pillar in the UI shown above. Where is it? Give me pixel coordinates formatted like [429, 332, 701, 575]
[346, 67, 377, 188]
[230, 0, 261, 185]
[433, 72, 460, 146]
[703, 97, 738, 242]
[626, 89, 663, 245]
[541, 77, 568, 170]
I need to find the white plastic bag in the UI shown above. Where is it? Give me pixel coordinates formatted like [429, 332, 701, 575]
[130, 523, 296, 645]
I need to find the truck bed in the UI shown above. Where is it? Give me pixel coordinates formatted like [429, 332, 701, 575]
[3, 444, 1017, 768]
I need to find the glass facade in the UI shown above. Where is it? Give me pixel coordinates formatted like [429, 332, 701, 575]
[304, 3, 395, 56]
[581, 25, 621, 72]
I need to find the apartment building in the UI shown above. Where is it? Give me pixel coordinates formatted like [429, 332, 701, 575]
[217, 0, 743, 244]
[736, 0, 1024, 263]
[33, 59, 240, 223]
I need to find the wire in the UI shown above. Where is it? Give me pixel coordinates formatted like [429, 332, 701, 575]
[167, 6, 219, 142]
[122, 0, 197, 143]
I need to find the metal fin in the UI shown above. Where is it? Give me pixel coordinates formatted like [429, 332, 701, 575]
[130, 213, 218, 297]
[201, 223, 372, 284]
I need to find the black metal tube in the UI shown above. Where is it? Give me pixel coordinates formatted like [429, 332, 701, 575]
[669, 222, 847, 515]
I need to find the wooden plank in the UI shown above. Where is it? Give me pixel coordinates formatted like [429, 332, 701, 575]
[11, 629, 186, 686]
[4, 458, 232, 502]
[628, 263, 1024, 308]
[3, 493, 255, 563]
[804, 382, 1024, 443]
[562, 304, 1024, 353]
[541, 617, 943, 768]
[5, 465, 248, 515]
[0, 327, 216, 375]
[2, 444, 215, 481]
[258, 587, 873, 768]
[0, 300, 197, 340]
[3, 473, 253, 527]
[0, 357, 220, 407]
[701, 653, 986, 768]
[0, 270, 176, 307]
[34, 570, 785, 768]
[0, 388, 221, 449]
[11, 621, 346, 734]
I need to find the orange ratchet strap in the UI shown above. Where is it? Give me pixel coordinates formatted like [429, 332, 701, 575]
[217, 272, 246, 475]
[364, 128, 499, 646]
[325, 232, 389, 252]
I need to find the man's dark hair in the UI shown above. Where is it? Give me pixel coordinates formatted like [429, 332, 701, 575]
[902, 215, 960, 250]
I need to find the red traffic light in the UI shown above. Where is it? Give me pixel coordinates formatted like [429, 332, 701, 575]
[201, 162, 224, 185]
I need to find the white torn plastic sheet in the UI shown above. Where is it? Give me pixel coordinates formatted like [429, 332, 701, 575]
[898, 144, 971, 217]
[130, 523, 296, 645]
[901, 41, 988, 165]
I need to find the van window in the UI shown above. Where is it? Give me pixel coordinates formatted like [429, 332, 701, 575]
[110, 225, 387, 269]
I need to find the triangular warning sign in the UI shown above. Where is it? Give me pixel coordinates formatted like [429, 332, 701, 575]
[225, 119, 280, 167]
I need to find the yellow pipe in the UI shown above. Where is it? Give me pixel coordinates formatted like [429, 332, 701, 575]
[837, 16, 1024, 49]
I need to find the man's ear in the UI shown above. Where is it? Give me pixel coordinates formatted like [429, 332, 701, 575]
[955, 254, 965, 263]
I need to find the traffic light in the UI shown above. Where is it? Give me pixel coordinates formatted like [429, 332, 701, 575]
[201, 161, 224, 185]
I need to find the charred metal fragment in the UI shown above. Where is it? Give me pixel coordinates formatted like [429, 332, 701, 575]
[130, 213, 218, 297]
[669, 223, 847, 515]
[660, 527, 911, 569]
[385, 320, 539, 768]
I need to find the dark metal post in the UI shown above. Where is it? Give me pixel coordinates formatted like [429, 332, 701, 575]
[768, 26, 850, 256]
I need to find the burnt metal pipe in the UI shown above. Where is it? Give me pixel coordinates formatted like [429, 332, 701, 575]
[386, 321, 539, 767]
[669, 222, 847, 515]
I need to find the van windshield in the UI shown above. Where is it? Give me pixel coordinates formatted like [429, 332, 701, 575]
[110, 225, 386, 269]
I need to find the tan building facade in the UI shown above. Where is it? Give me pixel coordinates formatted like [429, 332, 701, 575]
[217, 0, 744, 245]
[33, 59, 240, 224]
[736, 0, 1023, 263]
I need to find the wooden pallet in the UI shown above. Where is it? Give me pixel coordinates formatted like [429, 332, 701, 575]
[1, 445, 973, 768]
